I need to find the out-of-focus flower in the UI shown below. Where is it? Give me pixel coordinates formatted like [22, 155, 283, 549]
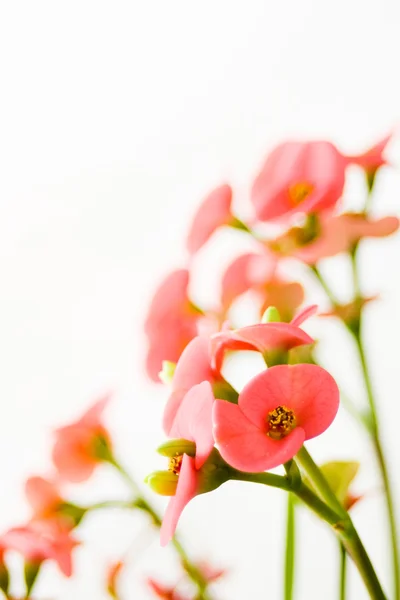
[213, 364, 339, 472]
[163, 336, 236, 436]
[145, 270, 202, 382]
[147, 577, 188, 599]
[186, 184, 234, 254]
[210, 317, 314, 370]
[25, 476, 63, 520]
[0, 519, 78, 577]
[346, 133, 392, 174]
[306, 461, 363, 511]
[220, 252, 277, 310]
[107, 560, 124, 599]
[52, 395, 113, 483]
[251, 140, 346, 221]
[268, 213, 399, 264]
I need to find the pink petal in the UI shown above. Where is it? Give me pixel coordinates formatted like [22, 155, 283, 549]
[231, 323, 313, 353]
[346, 133, 392, 170]
[290, 304, 318, 327]
[25, 477, 61, 513]
[285, 364, 340, 439]
[160, 455, 198, 546]
[169, 382, 215, 469]
[187, 184, 233, 254]
[144, 269, 190, 334]
[221, 252, 276, 309]
[213, 400, 305, 472]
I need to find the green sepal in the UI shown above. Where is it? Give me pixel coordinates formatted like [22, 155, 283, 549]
[157, 439, 196, 458]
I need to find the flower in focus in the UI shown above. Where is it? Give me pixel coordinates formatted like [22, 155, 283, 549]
[186, 184, 234, 254]
[163, 336, 236, 436]
[145, 270, 202, 382]
[210, 314, 314, 370]
[52, 395, 113, 483]
[213, 364, 339, 472]
[251, 140, 347, 221]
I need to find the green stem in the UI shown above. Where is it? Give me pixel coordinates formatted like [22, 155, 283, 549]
[284, 494, 296, 600]
[109, 458, 211, 599]
[296, 446, 346, 517]
[339, 542, 347, 600]
[310, 265, 340, 308]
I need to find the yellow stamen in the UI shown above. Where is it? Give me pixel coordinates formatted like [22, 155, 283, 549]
[288, 182, 314, 206]
[267, 405, 296, 440]
[168, 454, 183, 475]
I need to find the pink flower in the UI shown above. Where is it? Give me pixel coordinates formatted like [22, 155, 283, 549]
[0, 519, 78, 577]
[269, 213, 399, 264]
[145, 270, 201, 382]
[147, 578, 188, 600]
[213, 364, 339, 472]
[160, 382, 217, 546]
[52, 395, 112, 483]
[346, 133, 392, 173]
[210, 319, 313, 371]
[163, 336, 225, 436]
[25, 476, 63, 519]
[186, 184, 233, 254]
[251, 140, 347, 221]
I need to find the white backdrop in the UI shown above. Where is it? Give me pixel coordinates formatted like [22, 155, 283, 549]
[0, 1, 399, 599]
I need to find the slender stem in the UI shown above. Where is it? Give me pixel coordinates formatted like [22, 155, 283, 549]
[310, 265, 340, 307]
[109, 458, 211, 599]
[284, 494, 296, 600]
[296, 446, 346, 517]
[339, 543, 347, 600]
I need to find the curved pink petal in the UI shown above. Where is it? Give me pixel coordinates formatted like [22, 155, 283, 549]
[259, 279, 304, 323]
[163, 337, 219, 434]
[187, 184, 233, 254]
[342, 214, 399, 241]
[169, 381, 215, 469]
[251, 141, 346, 222]
[80, 394, 111, 426]
[145, 269, 190, 334]
[213, 400, 305, 472]
[160, 455, 198, 546]
[346, 133, 392, 170]
[290, 304, 318, 327]
[25, 477, 61, 515]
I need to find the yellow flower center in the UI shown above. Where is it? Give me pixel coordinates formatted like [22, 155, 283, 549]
[288, 182, 314, 206]
[267, 405, 296, 440]
[168, 454, 183, 475]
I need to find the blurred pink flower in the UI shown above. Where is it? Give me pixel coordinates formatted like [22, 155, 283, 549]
[52, 395, 112, 483]
[186, 184, 233, 254]
[213, 364, 339, 472]
[25, 476, 63, 520]
[269, 213, 399, 264]
[107, 560, 124, 599]
[346, 133, 392, 173]
[147, 578, 188, 600]
[145, 270, 201, 382]
[251, 140, 346, 221]
[0, 519, 78, 577]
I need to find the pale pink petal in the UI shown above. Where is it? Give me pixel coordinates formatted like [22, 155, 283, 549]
[80, 394, 111, 426]
[163, 389, 186, 435]
[290, 304, 318, 327]
[25, 477, 61, 514]
[187, 184, 233, 254]
[169, 382, 215, 469]
[232, 323, 313, 354]
[343, 214, 400, 241]
[160, 455, 198, 546]
[145, 269, 190, 334]
[347, 133, 392, 170]
[221, 252, 276, 309]
[213, 400, 305, 472]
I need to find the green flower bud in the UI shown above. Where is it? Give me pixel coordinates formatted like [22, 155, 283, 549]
[261, 306, 281, 323]
[145, 470, 178, 496]
[157, 439, 196, 458]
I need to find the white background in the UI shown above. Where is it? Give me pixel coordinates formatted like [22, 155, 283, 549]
[0, 1, 399, 599]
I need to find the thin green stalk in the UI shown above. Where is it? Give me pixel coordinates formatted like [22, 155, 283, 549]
[109, 458, 211, 599]
[296, 446, 346, 517]
[339, 542, 347, 600]
[284, 494, 296, 600]
[310, 265, 340, 308]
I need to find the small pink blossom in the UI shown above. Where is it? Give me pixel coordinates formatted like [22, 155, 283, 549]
[145, 270, 201, 382]
[0, 519, 78, 577]
[147, 578, 188, 600]
[251, 140, 347, 221]
[187, 184, 233, 254]
[25, 476, 64, 520]
[52, 395, 112, 483]
[269, 213, 399, 264]
[346, 133, 392, 172]
[213, 364, 339, 472]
